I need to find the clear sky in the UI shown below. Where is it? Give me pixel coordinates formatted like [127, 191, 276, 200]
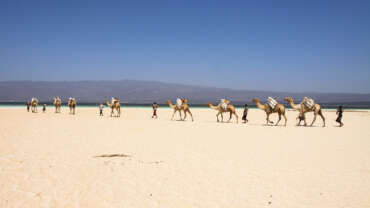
[1, 0, 369, 93]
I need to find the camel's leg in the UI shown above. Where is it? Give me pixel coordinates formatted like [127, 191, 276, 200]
[187, 110, 194, 121]
[310, 112, 318, 127]
[227, 111, 232, 122]
[216, 112, 221, 122]
[221, 113, 224, 122]
[179, 110, 183, 120]
[296, 114, 300, 126]
[183, 110, 187, 121]
[233, 112, 239, 123]
[266, 113, 273, 125]
[283, 114, 287, 126]
[171, 110, 176, 120]
[118, 107, 121, 117]
[275, 113, 281, 126]
[319, 110, 325, 127]
[303, 113, 307, 126]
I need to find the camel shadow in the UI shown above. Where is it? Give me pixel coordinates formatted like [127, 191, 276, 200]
[261, 124, 283, 127]
[94, 154, 131, 158]
[243, 123, 260, 126]
[172, 119, 186, 122]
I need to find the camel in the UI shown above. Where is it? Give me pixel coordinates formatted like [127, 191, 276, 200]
[252, 98, 287, 126]
[106, 98, 121, 117]
[68, 98, 76, 115]
[53, 97, 62, 113]
[31, 98, 38, 113]
[207, 102, 239, 123]
[166, 99, 194, 121]
[284, 97, 325, 127]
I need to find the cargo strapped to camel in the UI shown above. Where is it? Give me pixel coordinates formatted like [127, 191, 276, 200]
[303, 97, 315, 110]
[176, 98, 183, 108]
[267, 97, 278, 109]
[220, 99, 229, 110]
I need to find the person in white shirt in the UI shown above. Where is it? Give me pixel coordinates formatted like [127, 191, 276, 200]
[99, 103, 104, 116]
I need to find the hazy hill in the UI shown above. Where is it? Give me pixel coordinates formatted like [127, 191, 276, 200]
[0, 80, 369, 105]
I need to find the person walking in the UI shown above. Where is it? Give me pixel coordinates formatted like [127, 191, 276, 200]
[242, 104, 249, 123]
[99, 103, 104, 116]
[297, 112, 305, 126]
[152, 102, 159, 118]
[26, 101, 31, 112]
[336, 105, 344, 127]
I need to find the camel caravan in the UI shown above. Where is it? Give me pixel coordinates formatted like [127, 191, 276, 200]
[25, 96, 331, 127]
[27, 97, 77, 115]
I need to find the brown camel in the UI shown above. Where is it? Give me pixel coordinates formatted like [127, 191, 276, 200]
[166, 99, 194, 121]
[31, 98, 38, 113]
[252, 98, 287, 126]
[284, 97, 325, 127]
[68, 98, 76, 115]
[106, 99, 121, 117]
[53, 97, 62, 113]
[207, 103, 239, 123]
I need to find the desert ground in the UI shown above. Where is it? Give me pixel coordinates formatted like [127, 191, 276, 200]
[0, 106, 369, 207]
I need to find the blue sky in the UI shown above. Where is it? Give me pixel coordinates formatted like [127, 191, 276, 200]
[0, 0, 369, 93]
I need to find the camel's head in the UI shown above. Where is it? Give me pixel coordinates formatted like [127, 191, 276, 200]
[166, 100, 171, 104]
[182, 99, 188, 103]
[284, 97, 293, 102]
[252, 98, 260, 103]
[206, 102, 212, 107]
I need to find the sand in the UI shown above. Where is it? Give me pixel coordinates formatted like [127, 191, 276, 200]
[0, 107, 369, 207]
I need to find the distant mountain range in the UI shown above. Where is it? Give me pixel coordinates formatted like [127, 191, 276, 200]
[1, 80, 370, 105]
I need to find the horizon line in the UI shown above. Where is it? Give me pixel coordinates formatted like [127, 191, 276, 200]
[1, 79, 369, 95]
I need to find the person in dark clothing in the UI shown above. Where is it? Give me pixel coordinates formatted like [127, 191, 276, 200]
[336, 105, 344, 127]
[42, 104, 46, 113]
[297, 112, 305, 126]
[242, 104, 249, 123]
[99, 103, 104, 116]
[26, 101, 31, 112]
[152, 102, 159, 119]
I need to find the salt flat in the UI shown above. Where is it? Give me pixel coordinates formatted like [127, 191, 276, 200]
[0, 107, 369, 207]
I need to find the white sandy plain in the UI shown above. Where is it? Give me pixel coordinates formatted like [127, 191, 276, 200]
[0, 107, 369, 208]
